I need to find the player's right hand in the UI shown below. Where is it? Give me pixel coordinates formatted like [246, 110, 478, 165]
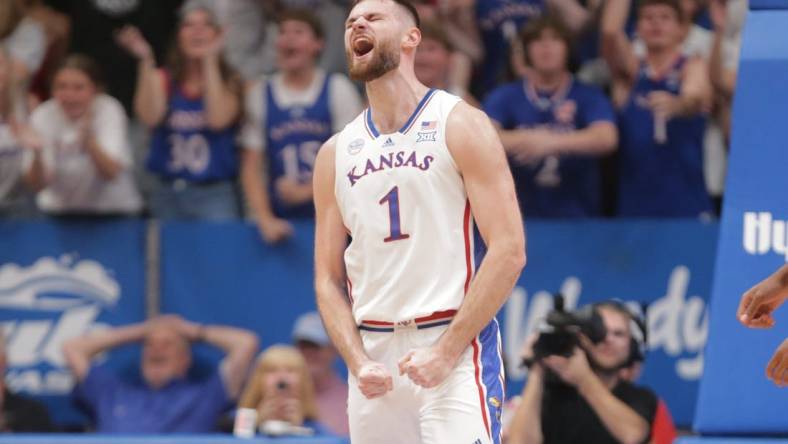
[737, 271, 788, 328]
[356, 361, 393, 399]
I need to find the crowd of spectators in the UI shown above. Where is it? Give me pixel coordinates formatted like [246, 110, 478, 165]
[0, 0, 745, 228]
[1, 311, 348, 437]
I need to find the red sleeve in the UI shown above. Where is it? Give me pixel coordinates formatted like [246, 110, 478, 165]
[650, 398, 677, 444]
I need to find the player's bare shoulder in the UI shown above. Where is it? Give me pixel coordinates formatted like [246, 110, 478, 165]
[318, 134, 339, 161]
[445, 100, 506, 166]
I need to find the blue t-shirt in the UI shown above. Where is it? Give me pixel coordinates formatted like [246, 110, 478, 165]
[616, 57, 711, 217]
[147, 79, 239, 182]
[475, 0, 544, 96]
[264, 75, 333, 219]
[74, 365, 231, 433]
[484, 76, 615, 217]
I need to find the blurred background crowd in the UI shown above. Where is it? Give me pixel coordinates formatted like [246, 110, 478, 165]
[0, 0, 746, 235]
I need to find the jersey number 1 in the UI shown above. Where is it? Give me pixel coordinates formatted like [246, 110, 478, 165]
[379, 186, 410, 243]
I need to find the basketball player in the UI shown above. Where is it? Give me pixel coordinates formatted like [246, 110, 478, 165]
[312, 1, 526, 443]
[602, 0, 713, 217]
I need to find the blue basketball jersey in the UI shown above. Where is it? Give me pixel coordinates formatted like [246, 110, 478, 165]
[616, 56, 712, 217]
[264, 74, 333, 219]
[484, 76, 615, 217]
[147, 80, 239, 182]
[475, 0, 544, 96]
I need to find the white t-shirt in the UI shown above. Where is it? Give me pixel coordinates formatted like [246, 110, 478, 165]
[0, 120, 26, 208]
[29, 94, 142, 214]
[240, 70, 364, 151]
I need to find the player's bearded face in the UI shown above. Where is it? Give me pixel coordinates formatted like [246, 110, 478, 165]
[346, 32, 400, 82]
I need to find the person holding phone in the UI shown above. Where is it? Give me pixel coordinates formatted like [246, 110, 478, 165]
[238, 345, 334, 437]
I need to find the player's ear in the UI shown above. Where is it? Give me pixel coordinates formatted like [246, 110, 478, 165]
[402, 26, 421, 51]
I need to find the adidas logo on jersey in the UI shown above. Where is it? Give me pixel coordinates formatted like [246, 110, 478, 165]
[382, 137, 394, 148]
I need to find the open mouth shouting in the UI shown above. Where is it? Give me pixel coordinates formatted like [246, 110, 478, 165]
[352, 34, 375, 59]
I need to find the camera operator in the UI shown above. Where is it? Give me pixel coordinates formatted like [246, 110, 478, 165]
[507, 302, 657, 444]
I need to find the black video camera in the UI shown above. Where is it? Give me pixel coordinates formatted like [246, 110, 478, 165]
[523, 294, 608, 367]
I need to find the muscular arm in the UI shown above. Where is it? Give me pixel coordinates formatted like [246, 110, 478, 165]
[507, 366, 545, 444]
[313, 136, 369, 376]
[62, 322, 148, 382]
[577, 374, 650, 444]
[437, 102, 526, 363]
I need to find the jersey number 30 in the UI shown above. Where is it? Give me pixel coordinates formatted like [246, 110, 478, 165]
[379, 186, 410, 243]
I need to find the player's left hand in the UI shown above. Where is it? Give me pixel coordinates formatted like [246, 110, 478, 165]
[398, 346, 457, 388]
[542, 347, 594, 387]
[767, 338, 788, 387]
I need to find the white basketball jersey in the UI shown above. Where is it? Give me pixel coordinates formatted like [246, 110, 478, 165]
[335, 89, 480, 324]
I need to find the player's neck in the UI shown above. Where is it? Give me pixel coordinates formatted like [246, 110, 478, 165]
[282, 66, 317, 90]
[529, 70, 568, 92]
[365, 67, 429, 135]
